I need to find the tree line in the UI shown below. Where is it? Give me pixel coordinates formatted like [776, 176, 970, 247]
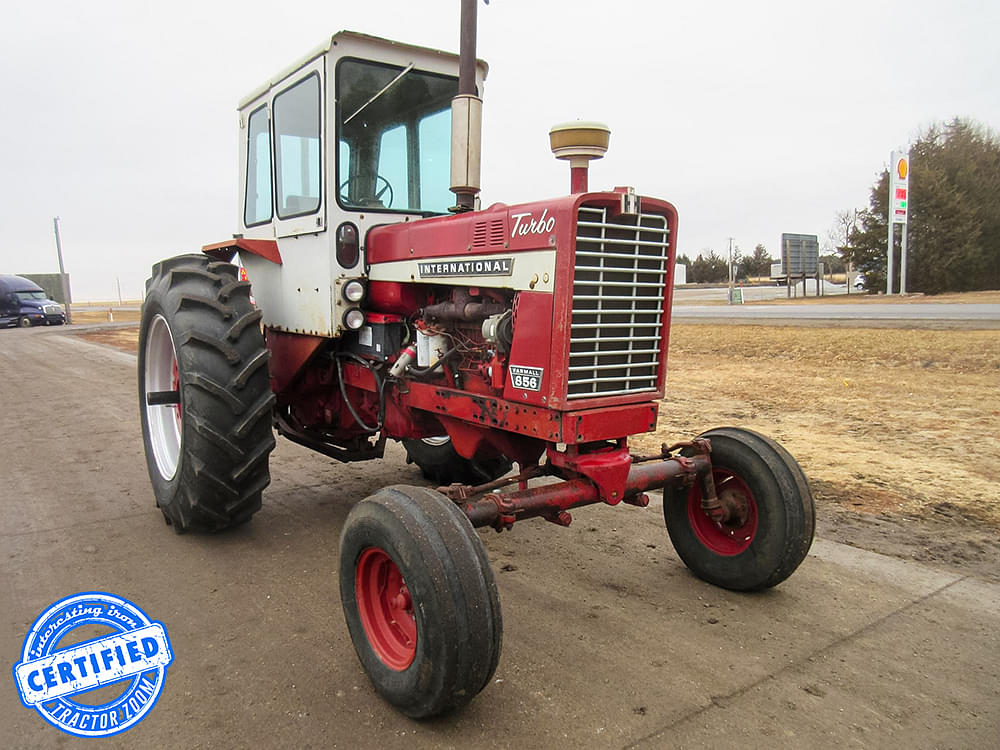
[678, 244, 774, 284]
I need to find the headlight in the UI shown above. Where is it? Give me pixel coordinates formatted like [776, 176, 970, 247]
[343, 308, 365, 330]
[342, 279, 365, 303]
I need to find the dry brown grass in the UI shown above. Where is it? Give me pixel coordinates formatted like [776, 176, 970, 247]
[633, 325, 1000, 526]
[70, 309, 142, 325]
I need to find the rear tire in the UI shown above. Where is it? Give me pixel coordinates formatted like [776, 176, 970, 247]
[339, 485, 502, 718]
[138, 254, 275, 532]
[663, 427, 814, 591]
[402, 436, 511, 485]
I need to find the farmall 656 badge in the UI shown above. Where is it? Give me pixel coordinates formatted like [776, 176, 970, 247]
[510, 365, 543, 392]
[13, 592, 173, 737]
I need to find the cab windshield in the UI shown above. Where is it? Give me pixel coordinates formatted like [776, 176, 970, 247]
[337, 59, 458, 215]
[14, 291, 47, 301]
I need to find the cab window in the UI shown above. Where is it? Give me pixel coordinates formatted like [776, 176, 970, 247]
[244, 105, 272, 226]
[274, 74, 322, 219]
[336, 59, 459, 214]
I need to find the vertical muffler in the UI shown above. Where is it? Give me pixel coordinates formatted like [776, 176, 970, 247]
[450, 0, 483, 212]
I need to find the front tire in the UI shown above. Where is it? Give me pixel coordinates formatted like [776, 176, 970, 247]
[402, 436, 511, 485]
[138, 254, 275, 532]
[18, 316, 32, 328]
[663, 427, 814, 591]
[339, 485, 502, 718]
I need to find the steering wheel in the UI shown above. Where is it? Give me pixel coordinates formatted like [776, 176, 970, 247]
[339, 175, 394, 208]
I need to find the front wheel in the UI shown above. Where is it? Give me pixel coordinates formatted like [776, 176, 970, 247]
[663, 427, 815, 591]
[18, 316, 32, 328]
[339, 485, 502, 718]
[402, 436, 511, 485]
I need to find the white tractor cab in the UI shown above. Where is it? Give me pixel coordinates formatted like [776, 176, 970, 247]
[0, 275, 66, 328]
[206, 32, 487, 338]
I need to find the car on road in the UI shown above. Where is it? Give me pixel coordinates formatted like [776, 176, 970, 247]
[854, 273, 867, 290]
[0, 275, 66, 327]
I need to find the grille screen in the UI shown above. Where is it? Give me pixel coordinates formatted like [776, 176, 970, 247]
[568, 205, 670, 399]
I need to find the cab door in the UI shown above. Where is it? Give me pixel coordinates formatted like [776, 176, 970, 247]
[271, 59, 326, 239]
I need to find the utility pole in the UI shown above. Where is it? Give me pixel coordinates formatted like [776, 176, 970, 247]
[727, 236, 735, 302]
[52, 217, 72, 324]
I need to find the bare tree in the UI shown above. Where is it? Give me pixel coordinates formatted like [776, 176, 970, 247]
[829, 209, 861, 257]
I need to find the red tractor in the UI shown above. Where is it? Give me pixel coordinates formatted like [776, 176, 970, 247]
[138, 3, 813, 719]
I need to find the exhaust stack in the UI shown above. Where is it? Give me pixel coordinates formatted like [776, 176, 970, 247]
[450, 0, 482, 212]
[549, 121, 610, 194]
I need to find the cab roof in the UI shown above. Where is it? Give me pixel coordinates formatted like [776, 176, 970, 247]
[0, 274, 44, 293]
[238, 30, 488, 110]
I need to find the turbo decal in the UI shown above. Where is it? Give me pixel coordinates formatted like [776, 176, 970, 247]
[510, 209, 556, 237]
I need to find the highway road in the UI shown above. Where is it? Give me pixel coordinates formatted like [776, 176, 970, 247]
[671, 286, 1000, 325]
[2, 327, 998, 748]
[674, 281, 851, 303]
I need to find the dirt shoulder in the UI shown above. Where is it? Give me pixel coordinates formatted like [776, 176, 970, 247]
[73, 318, 1000, 582]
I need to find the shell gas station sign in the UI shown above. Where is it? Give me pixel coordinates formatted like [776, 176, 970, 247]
[891, 151, 909, 225]
[887, 149, 911, 294]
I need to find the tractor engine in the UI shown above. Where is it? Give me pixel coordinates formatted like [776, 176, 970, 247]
[269, 188, 677, 477]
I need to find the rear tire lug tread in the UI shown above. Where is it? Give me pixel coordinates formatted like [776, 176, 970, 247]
[231, 350, 271, 390]
[179, 330, 242, 364]
[188, 414, 245, 460]
[230, 437, 276, 484]
[226, 309, 264, 341]
[177, 294, 234, 318]
[218, 280, 252, 301]
[167, 267, 223, 288]
[186, 373, 248, 414]
[233, 392, 277, 439]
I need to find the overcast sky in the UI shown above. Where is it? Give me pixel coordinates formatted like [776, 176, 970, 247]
[2, 0, 997, 300]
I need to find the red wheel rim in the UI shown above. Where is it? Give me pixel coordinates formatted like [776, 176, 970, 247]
[687, 469, 758, 556]
[171, 357, 182, 427]
[355, 548, 417, 671]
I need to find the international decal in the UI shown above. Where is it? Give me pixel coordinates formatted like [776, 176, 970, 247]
[417, 258, 514, 278]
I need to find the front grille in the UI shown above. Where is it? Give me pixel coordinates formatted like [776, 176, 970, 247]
[568, 205, 670, 399]
[43, 305, 62, 316]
